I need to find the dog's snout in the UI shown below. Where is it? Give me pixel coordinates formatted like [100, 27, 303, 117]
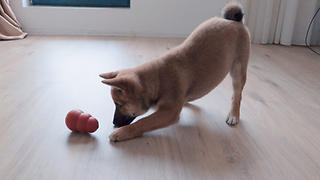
[113, 110, 136, 127]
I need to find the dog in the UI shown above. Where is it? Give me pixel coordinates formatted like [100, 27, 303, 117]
[100, 2, 250, 142]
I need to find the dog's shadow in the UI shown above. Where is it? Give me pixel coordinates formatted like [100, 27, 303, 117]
[110, 103, 255, 176]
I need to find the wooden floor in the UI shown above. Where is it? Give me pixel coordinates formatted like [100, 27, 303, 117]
[0, 36, 319, 180]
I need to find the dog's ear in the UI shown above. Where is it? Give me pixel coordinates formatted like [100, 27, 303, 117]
[100, 71, 126, 91]
[101, 78, 126, 90]
[99, 71, 118, 79]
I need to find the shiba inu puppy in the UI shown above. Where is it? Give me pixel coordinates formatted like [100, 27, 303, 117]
[100, 2, 250, 142]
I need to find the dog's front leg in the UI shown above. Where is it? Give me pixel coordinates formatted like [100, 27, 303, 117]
[109, 103, 182, 142]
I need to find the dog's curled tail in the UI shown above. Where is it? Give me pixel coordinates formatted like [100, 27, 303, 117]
[221, 2, 244, 22]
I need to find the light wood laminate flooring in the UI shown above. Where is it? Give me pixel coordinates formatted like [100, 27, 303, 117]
[0, 36, 320, 180]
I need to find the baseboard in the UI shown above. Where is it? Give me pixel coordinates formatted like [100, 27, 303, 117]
[23, 28, 189, 38]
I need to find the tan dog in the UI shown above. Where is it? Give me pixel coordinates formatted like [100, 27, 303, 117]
[100, 2, 250, 142]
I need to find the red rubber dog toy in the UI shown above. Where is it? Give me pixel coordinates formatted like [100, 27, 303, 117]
[65, 109, 99, 133]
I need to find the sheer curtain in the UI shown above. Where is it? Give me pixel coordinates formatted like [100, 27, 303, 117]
[243, 0, 319, 45]
[0, 0, 27, 40]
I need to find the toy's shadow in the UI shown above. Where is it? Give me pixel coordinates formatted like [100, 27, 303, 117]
[66, 132, 99, 152]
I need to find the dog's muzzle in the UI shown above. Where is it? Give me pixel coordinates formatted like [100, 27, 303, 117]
[113, 110, 136, 127]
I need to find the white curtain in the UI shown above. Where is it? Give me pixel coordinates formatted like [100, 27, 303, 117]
[242, 0, 320, 45]
[0, 0, 27, 40]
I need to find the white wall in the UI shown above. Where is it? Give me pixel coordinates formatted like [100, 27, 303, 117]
[292, 0, 319, 45]
[311, 0, 320, 45]
[10, 0, 320, 45]
[11, 0, 226, 37]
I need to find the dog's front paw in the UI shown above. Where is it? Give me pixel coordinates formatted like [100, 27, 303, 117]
[109, 126, 135, 142]
[225, 116, 239, 127]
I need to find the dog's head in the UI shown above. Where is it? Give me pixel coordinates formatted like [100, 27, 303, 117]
[100, 71, 149, 127]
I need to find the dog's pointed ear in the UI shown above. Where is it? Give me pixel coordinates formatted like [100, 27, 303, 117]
[99, 71, 120, 86]
[100, 71, 126, 91]
[99, 71, 118, 79]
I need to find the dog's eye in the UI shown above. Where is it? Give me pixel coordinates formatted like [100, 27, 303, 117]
[115, 103, 123, 109]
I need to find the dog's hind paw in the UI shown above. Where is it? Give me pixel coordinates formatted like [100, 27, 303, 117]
[225, 116, 239, 127]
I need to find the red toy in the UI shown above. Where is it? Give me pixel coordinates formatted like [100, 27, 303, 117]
[65, 109, 99, 133]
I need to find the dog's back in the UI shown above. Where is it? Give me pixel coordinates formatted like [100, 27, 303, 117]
[159, 2, 250, 102]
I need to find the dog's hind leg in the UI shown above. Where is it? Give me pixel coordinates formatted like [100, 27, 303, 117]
[226, 58, 248, 126]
